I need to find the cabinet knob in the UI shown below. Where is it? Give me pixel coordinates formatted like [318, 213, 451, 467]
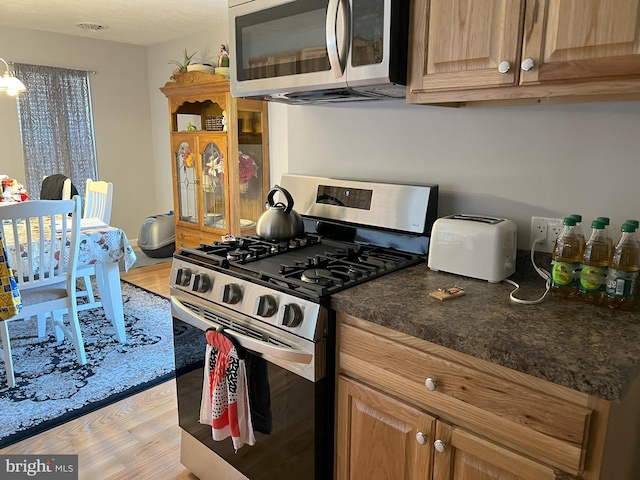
[425, 378, 438, 391]
[521, 58, 535, 71]
[180, 233, 186, 238]
[416, 432, 428, 445]
[498, 61, 511, 74]
[434, 439, 447, 453]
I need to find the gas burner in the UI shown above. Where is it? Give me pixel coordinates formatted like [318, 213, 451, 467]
[301, 269, 335, 286]
[227, 249, 249, 262]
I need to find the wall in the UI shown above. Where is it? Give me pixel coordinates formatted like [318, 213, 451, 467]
[0, 26, 156, 239]
[3, 25, 638, 251]
[281, 99, 640, 249]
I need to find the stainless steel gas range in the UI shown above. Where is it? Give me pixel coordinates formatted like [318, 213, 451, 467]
[170, 174, 438, 480]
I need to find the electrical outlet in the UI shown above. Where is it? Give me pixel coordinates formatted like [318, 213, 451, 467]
[530, 217, 564, 253]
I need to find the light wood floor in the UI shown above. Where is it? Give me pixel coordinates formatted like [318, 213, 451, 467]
[0, 261, 198, 480]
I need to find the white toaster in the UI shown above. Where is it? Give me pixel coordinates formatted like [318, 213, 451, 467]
[427, 215, 517, 283]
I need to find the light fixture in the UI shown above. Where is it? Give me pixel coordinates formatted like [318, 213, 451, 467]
[0, 58, 27, 96]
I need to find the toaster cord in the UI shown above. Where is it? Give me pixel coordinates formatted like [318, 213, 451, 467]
[504, 237, 551, 305]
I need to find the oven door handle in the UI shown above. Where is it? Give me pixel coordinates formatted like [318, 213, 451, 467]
[171, 296, 313, 364]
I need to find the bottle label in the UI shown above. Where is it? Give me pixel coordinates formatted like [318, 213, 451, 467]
[551, 261, 579, 287]
[578, 265, 608, 292]
[605, 268, 639, 298]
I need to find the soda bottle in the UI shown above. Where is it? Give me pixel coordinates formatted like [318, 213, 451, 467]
[596, 217, 613, 252]
[625, 220, 640, 246]
[569, 214, 585, 243]
[576, 220, 610, 305]
[606, 223, 640, 310]
[551, 217, 585, 298]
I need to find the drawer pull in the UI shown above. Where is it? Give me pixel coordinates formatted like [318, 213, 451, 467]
[425, 378, 438, 391]
[416, 432, 428, 445]
[434, 439, 447, 453]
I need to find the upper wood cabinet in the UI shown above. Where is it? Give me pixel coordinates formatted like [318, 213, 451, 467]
[407, 0, 640, 105]
[160, 72, 270, 249]
[520, 0, 640, 84]
[416, 0, 525, 91]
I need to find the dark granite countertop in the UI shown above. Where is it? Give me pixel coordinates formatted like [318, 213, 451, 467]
[330, 253, 640, 402]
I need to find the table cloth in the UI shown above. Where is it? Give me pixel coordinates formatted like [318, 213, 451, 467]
[0, 236, 21, 321]
[0, 219, 137, 341]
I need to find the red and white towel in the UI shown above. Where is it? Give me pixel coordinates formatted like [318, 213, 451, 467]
[200, 329, 255, 451]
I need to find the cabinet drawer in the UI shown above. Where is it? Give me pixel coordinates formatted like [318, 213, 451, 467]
[338, 322, 592, 473]
[175, 227, 216, 249]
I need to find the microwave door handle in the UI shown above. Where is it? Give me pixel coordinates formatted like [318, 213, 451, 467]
[171, 296, 313, 364]
[326, 0, 349, 78]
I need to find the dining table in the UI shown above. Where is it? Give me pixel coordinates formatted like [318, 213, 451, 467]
[0, 215, 137, 343]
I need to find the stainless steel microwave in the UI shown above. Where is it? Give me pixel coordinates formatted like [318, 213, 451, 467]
[228, 0, 410, 104]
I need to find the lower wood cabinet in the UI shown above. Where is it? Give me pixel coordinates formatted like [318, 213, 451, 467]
[335, 313, 640, 480]
[336, 376, 435, 480]
[337, 376, 563, 480]
[431, 420, 564, 480]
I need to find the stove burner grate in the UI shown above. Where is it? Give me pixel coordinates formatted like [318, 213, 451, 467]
[193, 234, 322, 263]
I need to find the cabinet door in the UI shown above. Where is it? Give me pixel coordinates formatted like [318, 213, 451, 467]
[171, 135, 200, 229]
[234, 99, 269, 235]
[432, 421, 558, 480]
[521, 0, 640, 84]
[413, 0, 524, 91]
[336, 376, 434, 480]
[199, 134, 228, 232]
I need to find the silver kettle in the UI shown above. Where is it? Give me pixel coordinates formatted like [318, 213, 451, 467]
[256, 185, 304, 241]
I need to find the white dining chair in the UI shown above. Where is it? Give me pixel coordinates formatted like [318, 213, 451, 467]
[77, 179, 114, 305]
[83, 179, 113, 224]
[36, 175, 74, 335]
[0, 197, 86, 388]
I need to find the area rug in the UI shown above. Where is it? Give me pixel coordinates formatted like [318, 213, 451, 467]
[0, 281, 199, 449]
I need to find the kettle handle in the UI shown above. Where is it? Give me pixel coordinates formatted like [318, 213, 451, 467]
[266, 185, 294, 214]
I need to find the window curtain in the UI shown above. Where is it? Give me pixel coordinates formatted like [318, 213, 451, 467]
[13, 63, 98, 199]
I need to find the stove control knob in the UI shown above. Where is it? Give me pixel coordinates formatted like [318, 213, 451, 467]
[221, 283, 242, 304]
[175, 268, 192, 287]
[192, 273, 211, 293]
[255, 295, 278, 317]
[282, 303, 303, 328]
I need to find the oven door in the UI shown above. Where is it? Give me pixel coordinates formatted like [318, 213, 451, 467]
[171, 292, 334, 480]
